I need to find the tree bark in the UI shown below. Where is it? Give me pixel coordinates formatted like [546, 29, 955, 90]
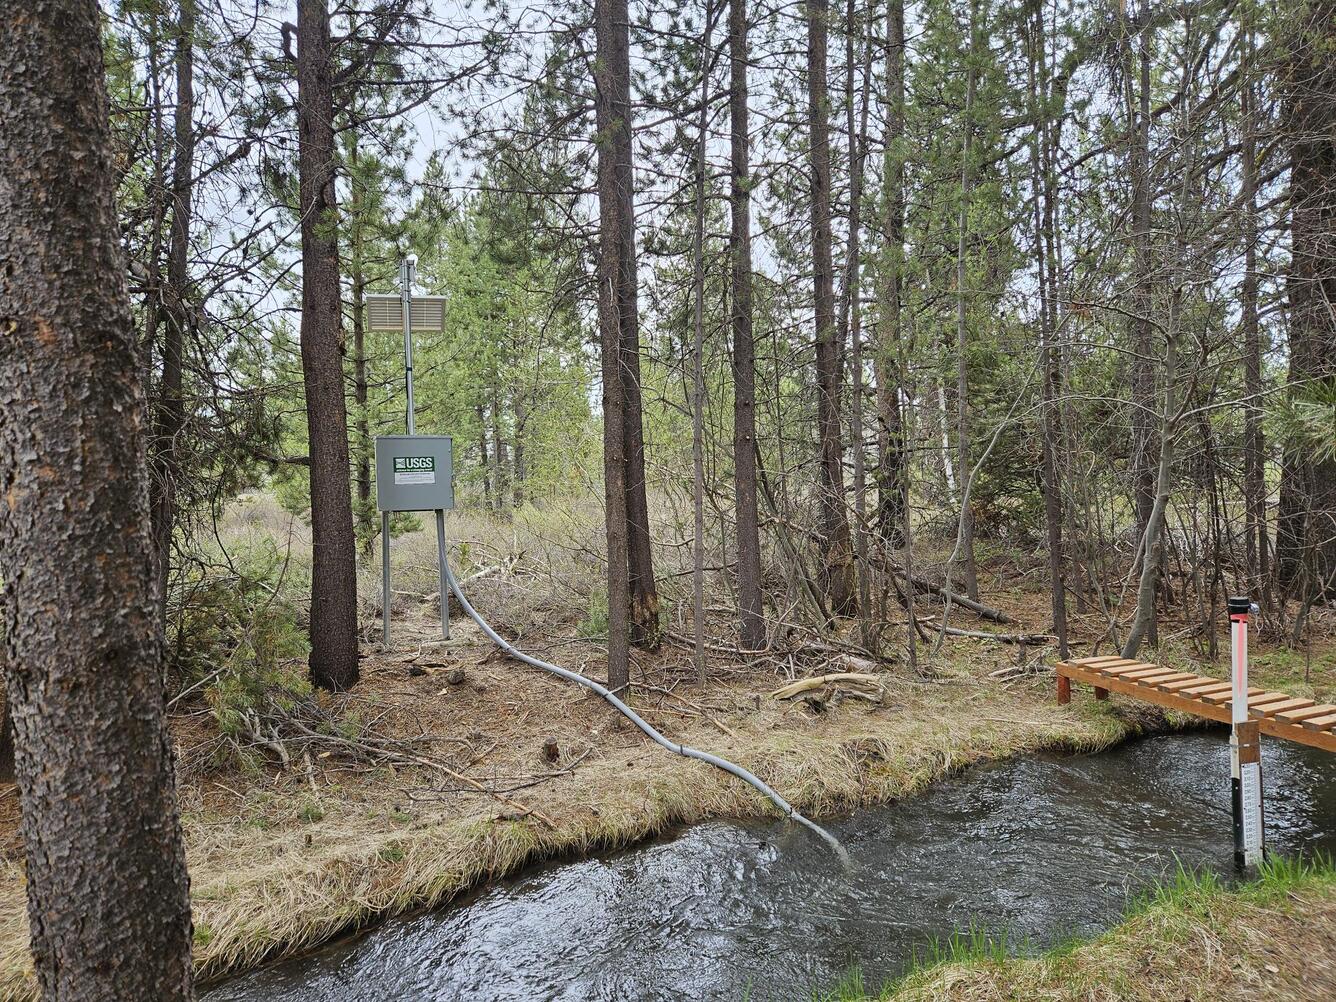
[845, 0, 874, 646]
[1277, 1, 1336, 597]
[953, 0, 980, 603]
[874, 0, 908, 548]
[595, 0, 660, 649]
[477, 404, 493, 505]
[806, 0, 857, 617]
[1126, 18, 1158, 643]
[348, 138, 374, 560]
[730, 0, 765, 651]
[297, 0, 359, 689]
[1123, 303, 1179, 659]
[1241, 12, 1265, 597]
[0, 2, 196, 995]
[594, 0, 634, 688]
[513, 396, 528, 508]
[1030, 1, 1067, 658]
[491, 383, 509, 511]
[151, 0, 196, 624]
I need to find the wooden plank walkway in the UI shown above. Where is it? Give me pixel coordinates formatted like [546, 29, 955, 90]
[1057, 656, 1336, 754]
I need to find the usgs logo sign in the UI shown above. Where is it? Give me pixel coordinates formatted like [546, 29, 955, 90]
[393, 455, 436, 485]
[394, 456, 435, 473]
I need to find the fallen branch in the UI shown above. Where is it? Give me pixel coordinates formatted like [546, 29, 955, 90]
[771, 672, 885, 702]
[236, 693, 556, 827]
[932, 623, 1055, 645]
[879, 559, 1012, 624]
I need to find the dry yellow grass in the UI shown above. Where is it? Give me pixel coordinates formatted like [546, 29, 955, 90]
[0, 614, 1155, 998]
[0, 505, 1328, 999]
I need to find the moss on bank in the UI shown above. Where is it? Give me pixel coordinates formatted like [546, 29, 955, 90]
[820, 856, 1336, 1002]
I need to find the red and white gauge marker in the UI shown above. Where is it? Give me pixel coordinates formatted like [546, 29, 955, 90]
[1228, 596, 1264, 869]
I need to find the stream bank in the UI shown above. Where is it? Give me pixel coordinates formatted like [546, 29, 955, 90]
[201, 731, 1336, 1001]
[859, 859, 1336, 1001]
[0, 626, 1154, 998]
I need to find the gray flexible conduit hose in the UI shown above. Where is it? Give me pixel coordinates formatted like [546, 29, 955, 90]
[443, 561, 850, 863]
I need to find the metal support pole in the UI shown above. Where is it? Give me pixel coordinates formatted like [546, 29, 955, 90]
[381, 510, 392, 646]
[1229, 595, 1264, 869]
[435, 509, 450, 640]
[401, 255, 417, 436]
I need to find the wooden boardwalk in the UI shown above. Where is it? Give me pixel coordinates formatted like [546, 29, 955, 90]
[1057, 656, 1336, 754]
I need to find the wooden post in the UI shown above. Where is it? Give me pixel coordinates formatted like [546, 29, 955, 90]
[1094, 685, 1109, 701]
[1057, 671, 1071, 705]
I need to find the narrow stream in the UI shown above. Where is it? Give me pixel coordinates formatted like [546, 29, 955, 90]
[206, 731, 1336, 1001]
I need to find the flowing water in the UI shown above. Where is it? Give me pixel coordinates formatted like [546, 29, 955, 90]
[206, 731, 1336, 1001]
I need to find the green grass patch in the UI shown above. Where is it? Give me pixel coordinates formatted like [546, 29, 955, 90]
[816, 853, 1336, 1001]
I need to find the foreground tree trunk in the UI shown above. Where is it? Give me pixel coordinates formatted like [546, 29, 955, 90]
[730, 0, 765, 650]
[297, 0, 359, 689]
[1277, 0, 1336, 598]
[595, 0, 660, 653]
[0, 2, 196, 996]
[806, 0, 857, 617]
[1122, 319, 1179, 658]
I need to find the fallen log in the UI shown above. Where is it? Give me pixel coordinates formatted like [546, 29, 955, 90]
[880, 560, 1013, 624]
[897, 569, 1010, 625]
[935, 624, 1055, 645]
[771, 672, 885, 702]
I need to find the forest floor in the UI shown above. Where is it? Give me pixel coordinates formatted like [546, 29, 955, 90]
[0, 507, 1333, 998]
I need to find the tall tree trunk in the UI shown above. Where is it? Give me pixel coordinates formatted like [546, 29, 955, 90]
[1126, 18, 1158, 643]
[1277, 1, 1336, 598]
[151, 0, 196, 624]
[730, 0, 765, 650]
[1122, 313, 1179, 658]
[1240, 11, 1266, 600]
[348, 139, 374, 560]
[953, 0, 980, 603]
[0, 2, 196, 995]
[297, 0, 359, 690]
[476, 404, 493, 505]
[595, 0, 659, 648]
[513, 397, 527, 508]
[874, 0, 908, 548]
[594, 0, 634, 687]
[845, 0, 874, 645]
[1030, 2, 1068, 658]
[806, 0, 857, 616]
[491, 383, 508, 511]
[691, 0, 713, 682]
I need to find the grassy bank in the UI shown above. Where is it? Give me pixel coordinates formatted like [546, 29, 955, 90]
[820, 856, 1336, 1002]
[0, 626, 1161, 998]
[0, 502, 1329, 999]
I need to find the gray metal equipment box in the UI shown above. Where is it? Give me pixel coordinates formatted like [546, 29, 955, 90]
[375, 435, 454, 512]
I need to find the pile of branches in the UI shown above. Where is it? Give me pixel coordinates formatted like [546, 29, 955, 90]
[227, 690, 555, 826]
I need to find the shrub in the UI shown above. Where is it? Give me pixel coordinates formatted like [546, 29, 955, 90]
[170, 536, 311, 736]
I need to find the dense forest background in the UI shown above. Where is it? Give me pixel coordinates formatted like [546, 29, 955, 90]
[2, 0, 1336, 996]
[102, 0, 1335, 693]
